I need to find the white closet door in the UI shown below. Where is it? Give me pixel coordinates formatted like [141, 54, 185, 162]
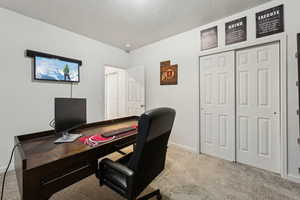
[200, 51, 235, 161]
[236, 42, 280, 173]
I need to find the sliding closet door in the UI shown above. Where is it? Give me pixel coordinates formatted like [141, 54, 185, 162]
[236, 42, 280, 173]
[200, 51, 235, 161]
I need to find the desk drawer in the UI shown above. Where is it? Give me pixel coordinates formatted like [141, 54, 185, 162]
[40, 162, 95, 195]
[41, 160, 92, 182]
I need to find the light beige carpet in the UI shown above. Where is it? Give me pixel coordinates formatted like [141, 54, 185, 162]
[1, 145, 300, 200]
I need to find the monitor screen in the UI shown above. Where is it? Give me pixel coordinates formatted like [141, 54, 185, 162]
[35, 56, 80, 82]
[55, 98, 86, 133]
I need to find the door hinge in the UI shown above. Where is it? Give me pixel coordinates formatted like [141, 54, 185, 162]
[296, 52, 300, 59]
[297, 81, 299, 87]
[297, 110, 300, 115]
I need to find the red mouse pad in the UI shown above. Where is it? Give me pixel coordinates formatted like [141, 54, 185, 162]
[80, 135, 115, 147]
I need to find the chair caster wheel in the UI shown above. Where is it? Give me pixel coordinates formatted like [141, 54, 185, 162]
[157, 194, 162, 200]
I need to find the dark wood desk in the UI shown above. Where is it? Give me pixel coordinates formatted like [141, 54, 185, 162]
[14, 116, 138, 200]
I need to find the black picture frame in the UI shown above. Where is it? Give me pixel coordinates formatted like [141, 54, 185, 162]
[256, 5, 284, 38]
[26, 50, 82, 65]
[225, 17, 247, 45]
[27, 50, 82, 83]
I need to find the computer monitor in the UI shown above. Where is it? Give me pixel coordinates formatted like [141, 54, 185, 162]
[55, 98, 86, 137]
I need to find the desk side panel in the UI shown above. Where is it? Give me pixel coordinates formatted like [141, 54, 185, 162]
[14, 144, 24, 198]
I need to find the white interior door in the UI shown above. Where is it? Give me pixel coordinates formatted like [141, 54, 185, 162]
[105, 66, 127, 120]
[105, 72, 119, 119]
[126, 66, 145, 116]
[236, 42, 280, 173]
[200, 51, 235, 161]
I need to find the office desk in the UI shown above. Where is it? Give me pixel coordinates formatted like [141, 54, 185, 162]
[14, 116, 138, 200]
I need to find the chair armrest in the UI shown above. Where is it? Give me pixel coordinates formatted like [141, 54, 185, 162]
[101, 158, 134, 177]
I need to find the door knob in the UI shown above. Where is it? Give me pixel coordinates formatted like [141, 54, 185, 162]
[140, 105, 145, 108]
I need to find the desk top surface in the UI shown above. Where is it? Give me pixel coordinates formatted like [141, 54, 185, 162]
[17, 117, 138, 170]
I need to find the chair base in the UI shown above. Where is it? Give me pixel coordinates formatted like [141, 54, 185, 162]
[137, 189, 162, 200]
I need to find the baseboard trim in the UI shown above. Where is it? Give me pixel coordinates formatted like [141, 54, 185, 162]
[169, 142, 198, 153]
[287, 174, 300, 183]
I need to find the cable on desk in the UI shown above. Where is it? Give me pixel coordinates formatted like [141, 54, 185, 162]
[0, 143, 20, 200]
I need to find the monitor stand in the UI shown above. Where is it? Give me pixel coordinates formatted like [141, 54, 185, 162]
[54, 131, 82, 144]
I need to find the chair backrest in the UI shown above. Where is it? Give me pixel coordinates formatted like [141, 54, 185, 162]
[128, 107, 176, 196]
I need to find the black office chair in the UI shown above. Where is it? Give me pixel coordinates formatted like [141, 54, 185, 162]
[96, 107, 176, 200]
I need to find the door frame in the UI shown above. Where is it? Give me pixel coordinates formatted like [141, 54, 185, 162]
[198, 34, 287, 178]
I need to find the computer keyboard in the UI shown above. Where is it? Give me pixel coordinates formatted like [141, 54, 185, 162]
[102, 127, 137, 138]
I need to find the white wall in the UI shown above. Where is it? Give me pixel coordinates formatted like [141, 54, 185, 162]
[130, 0, 300, 181]
[0, 8, 129, 170]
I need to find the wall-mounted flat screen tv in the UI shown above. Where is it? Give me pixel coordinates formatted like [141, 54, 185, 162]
[34, 56, 80, 82]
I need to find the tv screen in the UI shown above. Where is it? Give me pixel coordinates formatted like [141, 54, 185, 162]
[34, 56, 80, 82]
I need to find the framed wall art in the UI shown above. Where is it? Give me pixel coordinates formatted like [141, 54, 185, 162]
[225, 17, 247, 45]
[256, 5, 284, 38]
[201, 26, 218, 50]
[160, 61, 178, 85]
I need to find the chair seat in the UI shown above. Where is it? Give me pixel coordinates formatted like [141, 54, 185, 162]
[101, 153, 134, 190]
[103, 168, 127, 189]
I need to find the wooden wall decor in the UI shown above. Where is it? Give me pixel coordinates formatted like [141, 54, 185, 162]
[160, 60, 178, 85]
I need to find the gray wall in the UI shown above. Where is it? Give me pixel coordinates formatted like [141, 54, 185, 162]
[0, 8, 129, 170]
[130, 0, 300, 182]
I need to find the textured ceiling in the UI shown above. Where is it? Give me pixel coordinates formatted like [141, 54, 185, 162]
[0, 0, 271, 51]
